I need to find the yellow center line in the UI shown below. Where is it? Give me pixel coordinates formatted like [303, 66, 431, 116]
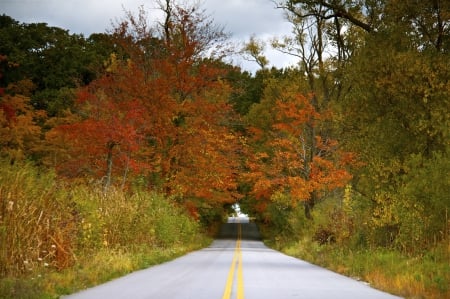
[222, 222, 245, 299]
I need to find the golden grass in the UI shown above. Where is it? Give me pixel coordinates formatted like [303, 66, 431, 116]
[278, 237, 449, 299]
[0, 160, 211, 298]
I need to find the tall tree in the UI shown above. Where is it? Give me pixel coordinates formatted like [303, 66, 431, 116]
[336, 1, 450, 250]
[245, 75, 353, 219]
[45, 1, 244, 219]
[0, 76, 46, 163]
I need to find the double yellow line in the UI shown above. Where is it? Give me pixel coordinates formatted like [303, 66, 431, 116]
[222, 223, 244, 299]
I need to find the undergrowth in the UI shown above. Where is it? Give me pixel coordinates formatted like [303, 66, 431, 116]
[259, 192, 449, 299]
[278, 237, 449, 299]
[0, 161, 211, 298]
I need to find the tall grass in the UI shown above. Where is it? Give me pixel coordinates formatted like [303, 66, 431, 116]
[262, 195, 450, 299]
[0, 162, 73, 276]
[281, 238, 449, 299]
[0, 160, 209, 298]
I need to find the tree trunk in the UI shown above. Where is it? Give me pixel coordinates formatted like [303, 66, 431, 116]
[104, 141, 115, 194]
[304, 198, 315, 220]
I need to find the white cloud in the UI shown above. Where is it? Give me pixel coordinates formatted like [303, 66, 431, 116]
[1, 0, 298, 72]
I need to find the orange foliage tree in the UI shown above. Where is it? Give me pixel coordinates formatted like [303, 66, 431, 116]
[45, 2, 243, 218]
[46, 75, 148, 191]
[0, 76, 46, 163]
[246, 92, 353, 219]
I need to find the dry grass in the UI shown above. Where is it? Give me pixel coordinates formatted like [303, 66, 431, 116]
[280, 238, 449, 299]
[0, 160, 210, 298]
[0, 162, 76, 276]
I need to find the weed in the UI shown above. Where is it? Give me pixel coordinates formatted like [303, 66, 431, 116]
[0, 160, 210, 298]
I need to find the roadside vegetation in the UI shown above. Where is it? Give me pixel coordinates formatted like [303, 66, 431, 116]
[258, 191, 449, 299]
[0, 160, 210, 298]
[239, 1, 449, 298]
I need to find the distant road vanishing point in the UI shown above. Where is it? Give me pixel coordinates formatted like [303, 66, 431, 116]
[64, 217, 402, 299]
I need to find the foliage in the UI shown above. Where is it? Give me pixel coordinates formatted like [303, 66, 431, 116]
[0, 80, 46, 163]
[0, 160, 207, 298]
[0, 14, 113, 115]
[225, 67, 264, 116]
[338, 20, 450, 253]
[244, 76, 353, 219]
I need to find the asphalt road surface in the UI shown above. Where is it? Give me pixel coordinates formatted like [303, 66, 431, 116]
[64, 218, 402, 299]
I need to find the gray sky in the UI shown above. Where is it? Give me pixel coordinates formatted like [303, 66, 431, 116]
[0, 0, 298, 73]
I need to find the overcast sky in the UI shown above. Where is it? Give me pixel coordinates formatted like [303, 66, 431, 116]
[1, 0, 299, 73]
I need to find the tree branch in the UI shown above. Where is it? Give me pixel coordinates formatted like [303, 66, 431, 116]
[284, 0, 373, 32]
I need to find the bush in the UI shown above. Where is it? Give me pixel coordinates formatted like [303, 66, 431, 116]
[0, 160, 208, 298]
[313, 226, 336, 245]
[0, 161, 76, 276]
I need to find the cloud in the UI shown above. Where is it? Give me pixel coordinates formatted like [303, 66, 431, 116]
[1, 0, 298, 72]
[203, 0, 290, 38]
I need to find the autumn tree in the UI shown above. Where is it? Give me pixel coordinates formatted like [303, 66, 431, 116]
[0, 56, 46, 163]
[44, 61, 149, 193]
[258, 1, 359, 221]
[245, 74, 353, 219]
[149, 2, 242, 216]
[331, 0, 450, 251]
[45, 1, 244, 221]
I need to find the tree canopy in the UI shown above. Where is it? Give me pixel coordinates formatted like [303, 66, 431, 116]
[0, 0, 448, 253]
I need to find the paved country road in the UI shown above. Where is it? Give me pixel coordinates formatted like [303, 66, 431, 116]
[64, 219, 402, 299]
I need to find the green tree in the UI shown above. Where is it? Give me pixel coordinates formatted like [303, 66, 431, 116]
[241, 36, 269, 69]
[0, 15, 114, 115]
[339, 11, 450, 251]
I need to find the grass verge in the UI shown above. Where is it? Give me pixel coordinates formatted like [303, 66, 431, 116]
[274, 237, 449, 299]
[0, 160, 213, 299]
[0, 238, 211, 299]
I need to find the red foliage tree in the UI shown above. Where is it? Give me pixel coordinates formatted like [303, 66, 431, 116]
[245, 92, 353, 219]
[46, 2, 244, 217]
[46, 69, 148, 191]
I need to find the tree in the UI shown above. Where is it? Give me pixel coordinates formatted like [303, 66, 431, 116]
[0, 15, 114, 116]
[245, 76, 353, 219]
[332, 0, 450, 251]
[278, 1, 377, 34]
[241, 36, 269, 70]
[0, 76, 46, 163]
[44, 2, 245, 220]
[45, 66, 148, 192]
[382, 0, 449, 52]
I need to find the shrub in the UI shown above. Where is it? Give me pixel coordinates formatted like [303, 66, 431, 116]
[0, 161, 76, 276]
[1, 160, 208, 298]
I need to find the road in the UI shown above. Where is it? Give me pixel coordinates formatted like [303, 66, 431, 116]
[64, 219, 402, 299]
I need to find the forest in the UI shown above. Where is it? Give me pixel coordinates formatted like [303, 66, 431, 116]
[0, 0, 449, 298]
